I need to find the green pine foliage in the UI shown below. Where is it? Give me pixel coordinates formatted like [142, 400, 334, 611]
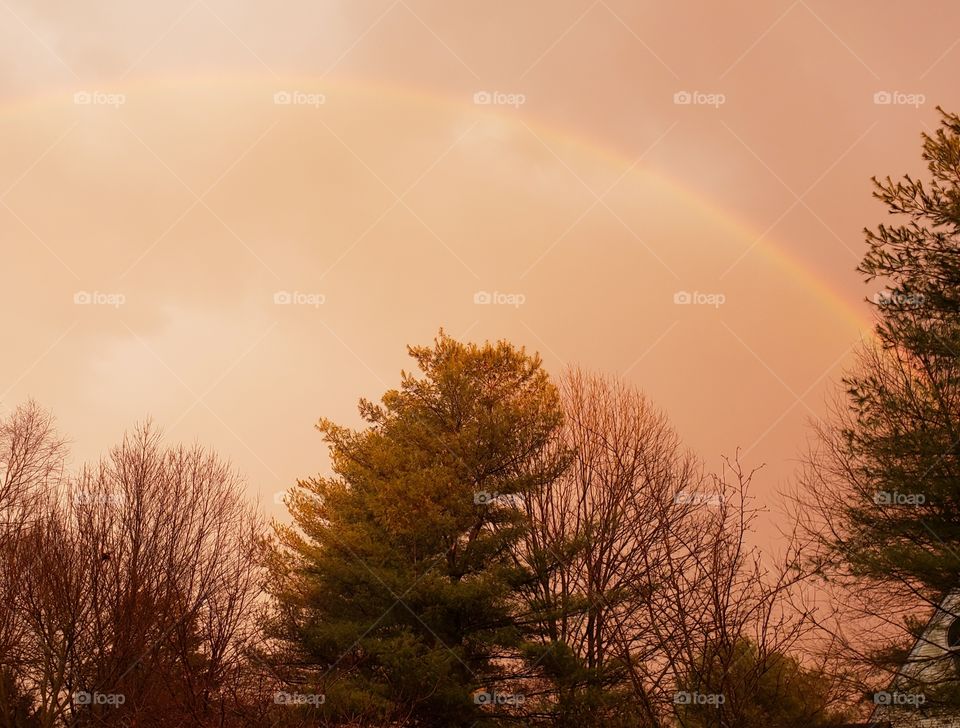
[675, 639, 853, 728]
[268, 332, 567, 727]
[831, 108, 960, 595]
[804, 109, 960, 706]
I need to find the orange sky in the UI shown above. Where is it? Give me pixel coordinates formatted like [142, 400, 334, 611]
[1, 1, 958, 539]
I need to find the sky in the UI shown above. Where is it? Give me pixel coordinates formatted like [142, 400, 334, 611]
[1, 0, 958, 536]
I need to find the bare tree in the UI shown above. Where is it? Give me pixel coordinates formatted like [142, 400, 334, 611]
[0, 401, 66, 727]
[519, 371, 843, 727]
[517, 370, 709, 723]
[790, 353, 960, 715]
[0, 414, 265, 727]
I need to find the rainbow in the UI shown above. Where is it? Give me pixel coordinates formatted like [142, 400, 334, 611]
[0, 72, 875, 334]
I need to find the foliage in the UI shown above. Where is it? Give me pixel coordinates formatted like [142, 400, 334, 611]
[269, 332, 567, 726]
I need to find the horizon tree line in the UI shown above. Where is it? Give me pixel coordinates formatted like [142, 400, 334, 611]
[0, 108, 958, 727]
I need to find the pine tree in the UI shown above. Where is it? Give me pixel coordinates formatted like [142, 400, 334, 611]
[269, 333, 567, 727]
[675, 639, 853, 728]
[804, 109, 960, 704]
[834, 108, 960, 593]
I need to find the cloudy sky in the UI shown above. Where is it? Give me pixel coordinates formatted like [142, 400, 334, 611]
[2, 0, 957, 534]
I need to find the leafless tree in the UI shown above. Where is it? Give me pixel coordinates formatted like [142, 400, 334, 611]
[0, 412, 265, 727]
[519, 371, 840, 727]
[788, 360, 960, 715]
[0, 401, 67, 726]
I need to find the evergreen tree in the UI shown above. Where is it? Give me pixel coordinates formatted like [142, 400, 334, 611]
[269, 333, 567, 727]
[829, 108, 960, 592]
[674, 639, 852, 728]
[803, 109, 960, 703]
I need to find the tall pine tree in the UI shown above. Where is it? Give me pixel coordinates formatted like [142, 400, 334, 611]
[803, 108, 960, 705]
[268, 333, 567, 727]
[848, 107, 960, 595]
